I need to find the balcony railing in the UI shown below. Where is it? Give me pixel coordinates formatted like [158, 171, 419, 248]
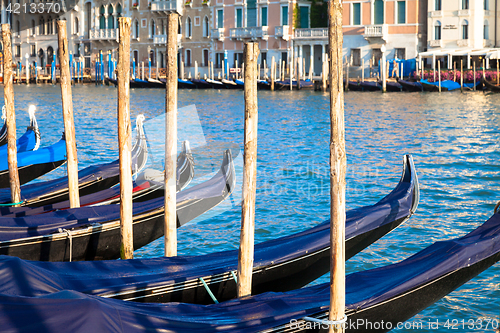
[211, 28, 225, 41]
[458, 9, 470, 16]
[229, 26, 268, 40]
[153, 34, 182, 45]
[275, 25, 290, 40]
[150, 0, 183, 14]
[363, 24, 388, 38]
[429, 40, 442, 47]
[457, 39, 469, 47]
[89, 28, 118, 40]
[295, 28, 327, 39]
[430, 11, 443, 17]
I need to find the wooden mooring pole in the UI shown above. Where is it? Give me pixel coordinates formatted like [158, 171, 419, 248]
[497, 59, 499, 85]
[2, 24, 21, 206]
[460, 59, 464, 93]
[270, 56, 275, 91]
[237, 41, 259, 298]
[328, 0, 346, 330]
[473, 62, 476, 91]
[438, 60, 441, 93]
[164, 12, 179, 257]
[57, 20, 80, 209]
[117, 17, 134, 259]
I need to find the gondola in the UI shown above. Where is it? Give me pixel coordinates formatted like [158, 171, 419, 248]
[420, 79, 460, 91]
[358, 80, 381, 91]
[481, 77, 500, 92]
[206, 78, 226, 89]
[107, 78, 146, 89]
[2, 207, 498, 333]
[146, 78, 166, 88]
[378, 79, 403, 92]
[0, 141, 194, 217]
[0, 105, 41, 156]
[397, 78, 423, 92]
[257, 80, 271, 90]
[0, 107, 7, 146]
[274, 80, 314, 90]
[347, 81, 362, 91]
[0, 155, 418, 303]
[0, 136, 67, 188]
[191, 79, 213, 89]
[0, 116, 150, 207]
[176, 78, 196, 89]
[221, 79, 240, 89]
[0, 149, 235, 261]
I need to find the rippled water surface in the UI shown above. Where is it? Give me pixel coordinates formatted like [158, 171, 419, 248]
[3, 84, 500, 332]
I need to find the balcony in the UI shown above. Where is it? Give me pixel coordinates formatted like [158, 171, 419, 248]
[211, 28, 225, 41]
[458, 9, 470, 16]
[457, 39, 469, 47]
[429, 40, 442, 48]
[150, 0, 183, 14]
[229, 27, 268, 40]
[430, 11, 443, 17]
[275, 25, 290, 40]
[363, 24, 388, 43]
[89, 28, 118, 41]
[153, 34, 182, 45]
[295, 28, 327, 39]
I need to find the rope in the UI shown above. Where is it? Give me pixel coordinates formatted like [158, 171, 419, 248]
[0, 201, 24, 206]
[495, 201, 500, 214]
[199, 277, 219, 304]
[58, 228, 73, 262]
[303, 314, 348, 327]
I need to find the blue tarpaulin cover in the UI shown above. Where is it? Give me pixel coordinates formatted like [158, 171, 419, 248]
[0, 211, 497, 332]
[0, 127, 37, 156]
[0, 138, 66, 171]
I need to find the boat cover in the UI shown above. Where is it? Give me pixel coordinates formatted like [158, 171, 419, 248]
[0, 138, 66, 171]
[421, 79, 461, 91]
[0, 211, 497, 332]
[0, 125, 38, 156]
[0, 155, 416, 297]
[398, 79, 423, 89]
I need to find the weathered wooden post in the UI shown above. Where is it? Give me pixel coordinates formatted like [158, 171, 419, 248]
[290, 48, 294, 90]
[237, 41, 259, 298]
[180, 60, 185, 80]
[328, 0, 346, 330]
[298, 57, 302, 90]
[195, 60, 198, 79]
[222, 60, 225, 79]
[257, 63, 261, 81]
[497, 58, 499, 85]
[164, 12, 178, 257]
[57, 20, 80, 209]
[438, 60, 441, 93]
[460, 59, 464, 93]
[381, 48, 387, 93]
[361, 58, 364, 82]
[482, 58, 485, 84]
[345, 61, 349, 92]
[116, 17, 134, 259]
[453, 61, 456, 82]
[141, 61, 145, 80]
[2, 25, 21, 206]
[473, 61, 476, 91]
[270, 56, 275, 91]
[322, 59, 327, 92]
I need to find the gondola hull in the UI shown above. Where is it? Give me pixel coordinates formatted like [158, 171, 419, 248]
[482, 77, 500, 92]
[191, 79, 213, 89]
[0, 160, 66, 188]
[359, 81, 381, 91]
[397, 78, 423, 92]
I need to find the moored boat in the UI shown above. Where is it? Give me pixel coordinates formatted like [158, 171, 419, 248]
[481, 77, 500, 92]
[397, 78, 423, 92]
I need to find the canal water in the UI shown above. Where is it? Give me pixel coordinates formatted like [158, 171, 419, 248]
[4, 84, 500, 332]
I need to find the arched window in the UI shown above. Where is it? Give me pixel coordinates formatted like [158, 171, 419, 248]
[47, 16, 53, 34]
[149, 19, 155, 38]
[133, 19, 139, 38]
[484, 20, 489, 40]
[74, 17, 79, 35]
[434, 20, 441, 40]
[31, 19, 36, 35]
[202, 49, 209, 67]
[203, 16, 209, 37]
[99, 6, 106, 29]
[116, 4, 122, 17]
[462, 19, 468, 40]
[150, 49, 155, 65]
[39, 17, 45, 35]
[107, 6, 114, 29]
[47, 46, 54, 64]
[185, 17, 192, 38]
[186, 49, 191, 66]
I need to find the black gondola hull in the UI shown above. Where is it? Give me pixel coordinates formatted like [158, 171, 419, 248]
[0, 160, 66, 188]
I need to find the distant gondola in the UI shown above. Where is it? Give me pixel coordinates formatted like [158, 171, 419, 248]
[106, 78, 146, 89]
[191, 79, 213, 89]
[177, 78, 196, 89]
[359, 80, 381, 91]
[206, 78, 226, 89]
[397, 78, 423, 92]
[146, 78, 166, 88]
[274, 79, 314, 90]
[0, 149, 235, 261]
[481, 77, 500, 92]
[420, 79, 460, 92]
[257, 80, 271, 90]
[378, 79, 403, 92]
[347, 80, 362, 91]
[0, 155, 418, 303]
[221, 79, 240, 89]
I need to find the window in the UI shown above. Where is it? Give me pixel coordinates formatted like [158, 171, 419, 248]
[435, 0, 441, 10]
[397, 1, 405, 24]
[372, 48, 382, 66]
[215, 53, 224, 68]
[281, 6, 288, 26]
[299, 6, 309, 28]
[260, 52, 267, 67]
[261, 7, 268, 26]
[31, 45, 36, 57]
[236, 8, 242, 28]
[203, 16, 209, 37]
[462, 20, 468, 39]
[484, 0, 489, 10]
[217, 9, 223, 28]
[150, 19, 156, 38]
[281, 52, 287, 66]
[107, 6, 114, 29]
[48, 17, 53, 34]
[374, 0, 383, 24]
[484, 20, 489, 40]
[395, 48, 405, 59]
[351, 49, 361, 66]
[185, 49, 191, 66]
[185, 17, 192, 38]
[352, 3, 360, 25]
[74, 17, 79, 35]
[133, 50, 138, 65]
[434, 21, 441, 40]
[234, 53, 243, 67]
[15, 45, 20, 57]
[15, 20, 20, 34]
[39, 17, 45, 35]
[99, 6, 105, 29]
[203, 49, 209, 67]
[133, 19, 139, 38]
[31, 20, 36, 35]
[462, 0, 469, 9]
